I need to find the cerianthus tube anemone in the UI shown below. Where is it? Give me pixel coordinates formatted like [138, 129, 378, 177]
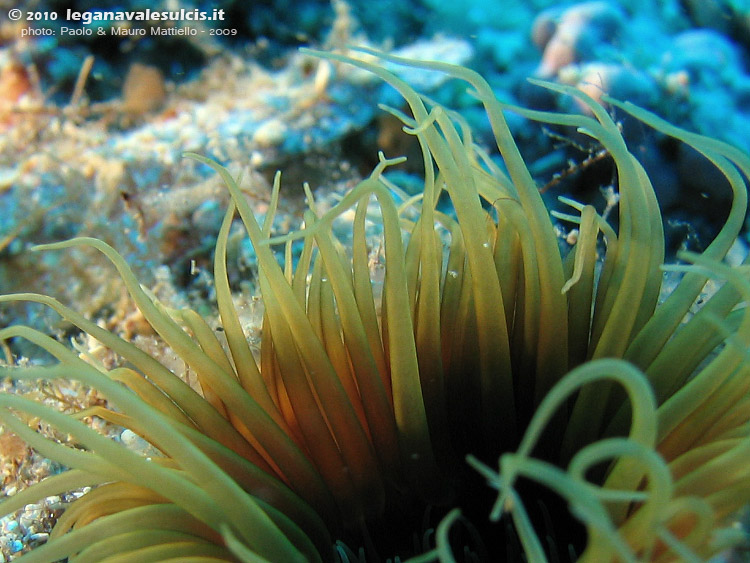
[1, 48, 750, 562]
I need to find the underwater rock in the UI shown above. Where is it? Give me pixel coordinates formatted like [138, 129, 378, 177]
[657, 29, 750, 154]
[121, 63, 166, 117]
[532, 1, 624, 78]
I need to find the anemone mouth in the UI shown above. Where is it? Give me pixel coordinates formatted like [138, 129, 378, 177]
[338, 461, 588, 561]
[1, 48, 750, 563]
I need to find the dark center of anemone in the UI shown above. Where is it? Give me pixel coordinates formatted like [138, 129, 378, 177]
[335, 452, 589, 561]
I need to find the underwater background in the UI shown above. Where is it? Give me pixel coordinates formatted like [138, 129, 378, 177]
[1, 0, 750, 560]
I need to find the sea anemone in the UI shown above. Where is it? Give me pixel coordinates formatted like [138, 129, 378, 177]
[1, 48, 750, 562]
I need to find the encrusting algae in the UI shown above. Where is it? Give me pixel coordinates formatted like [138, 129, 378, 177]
[1, 47, 750, 562]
